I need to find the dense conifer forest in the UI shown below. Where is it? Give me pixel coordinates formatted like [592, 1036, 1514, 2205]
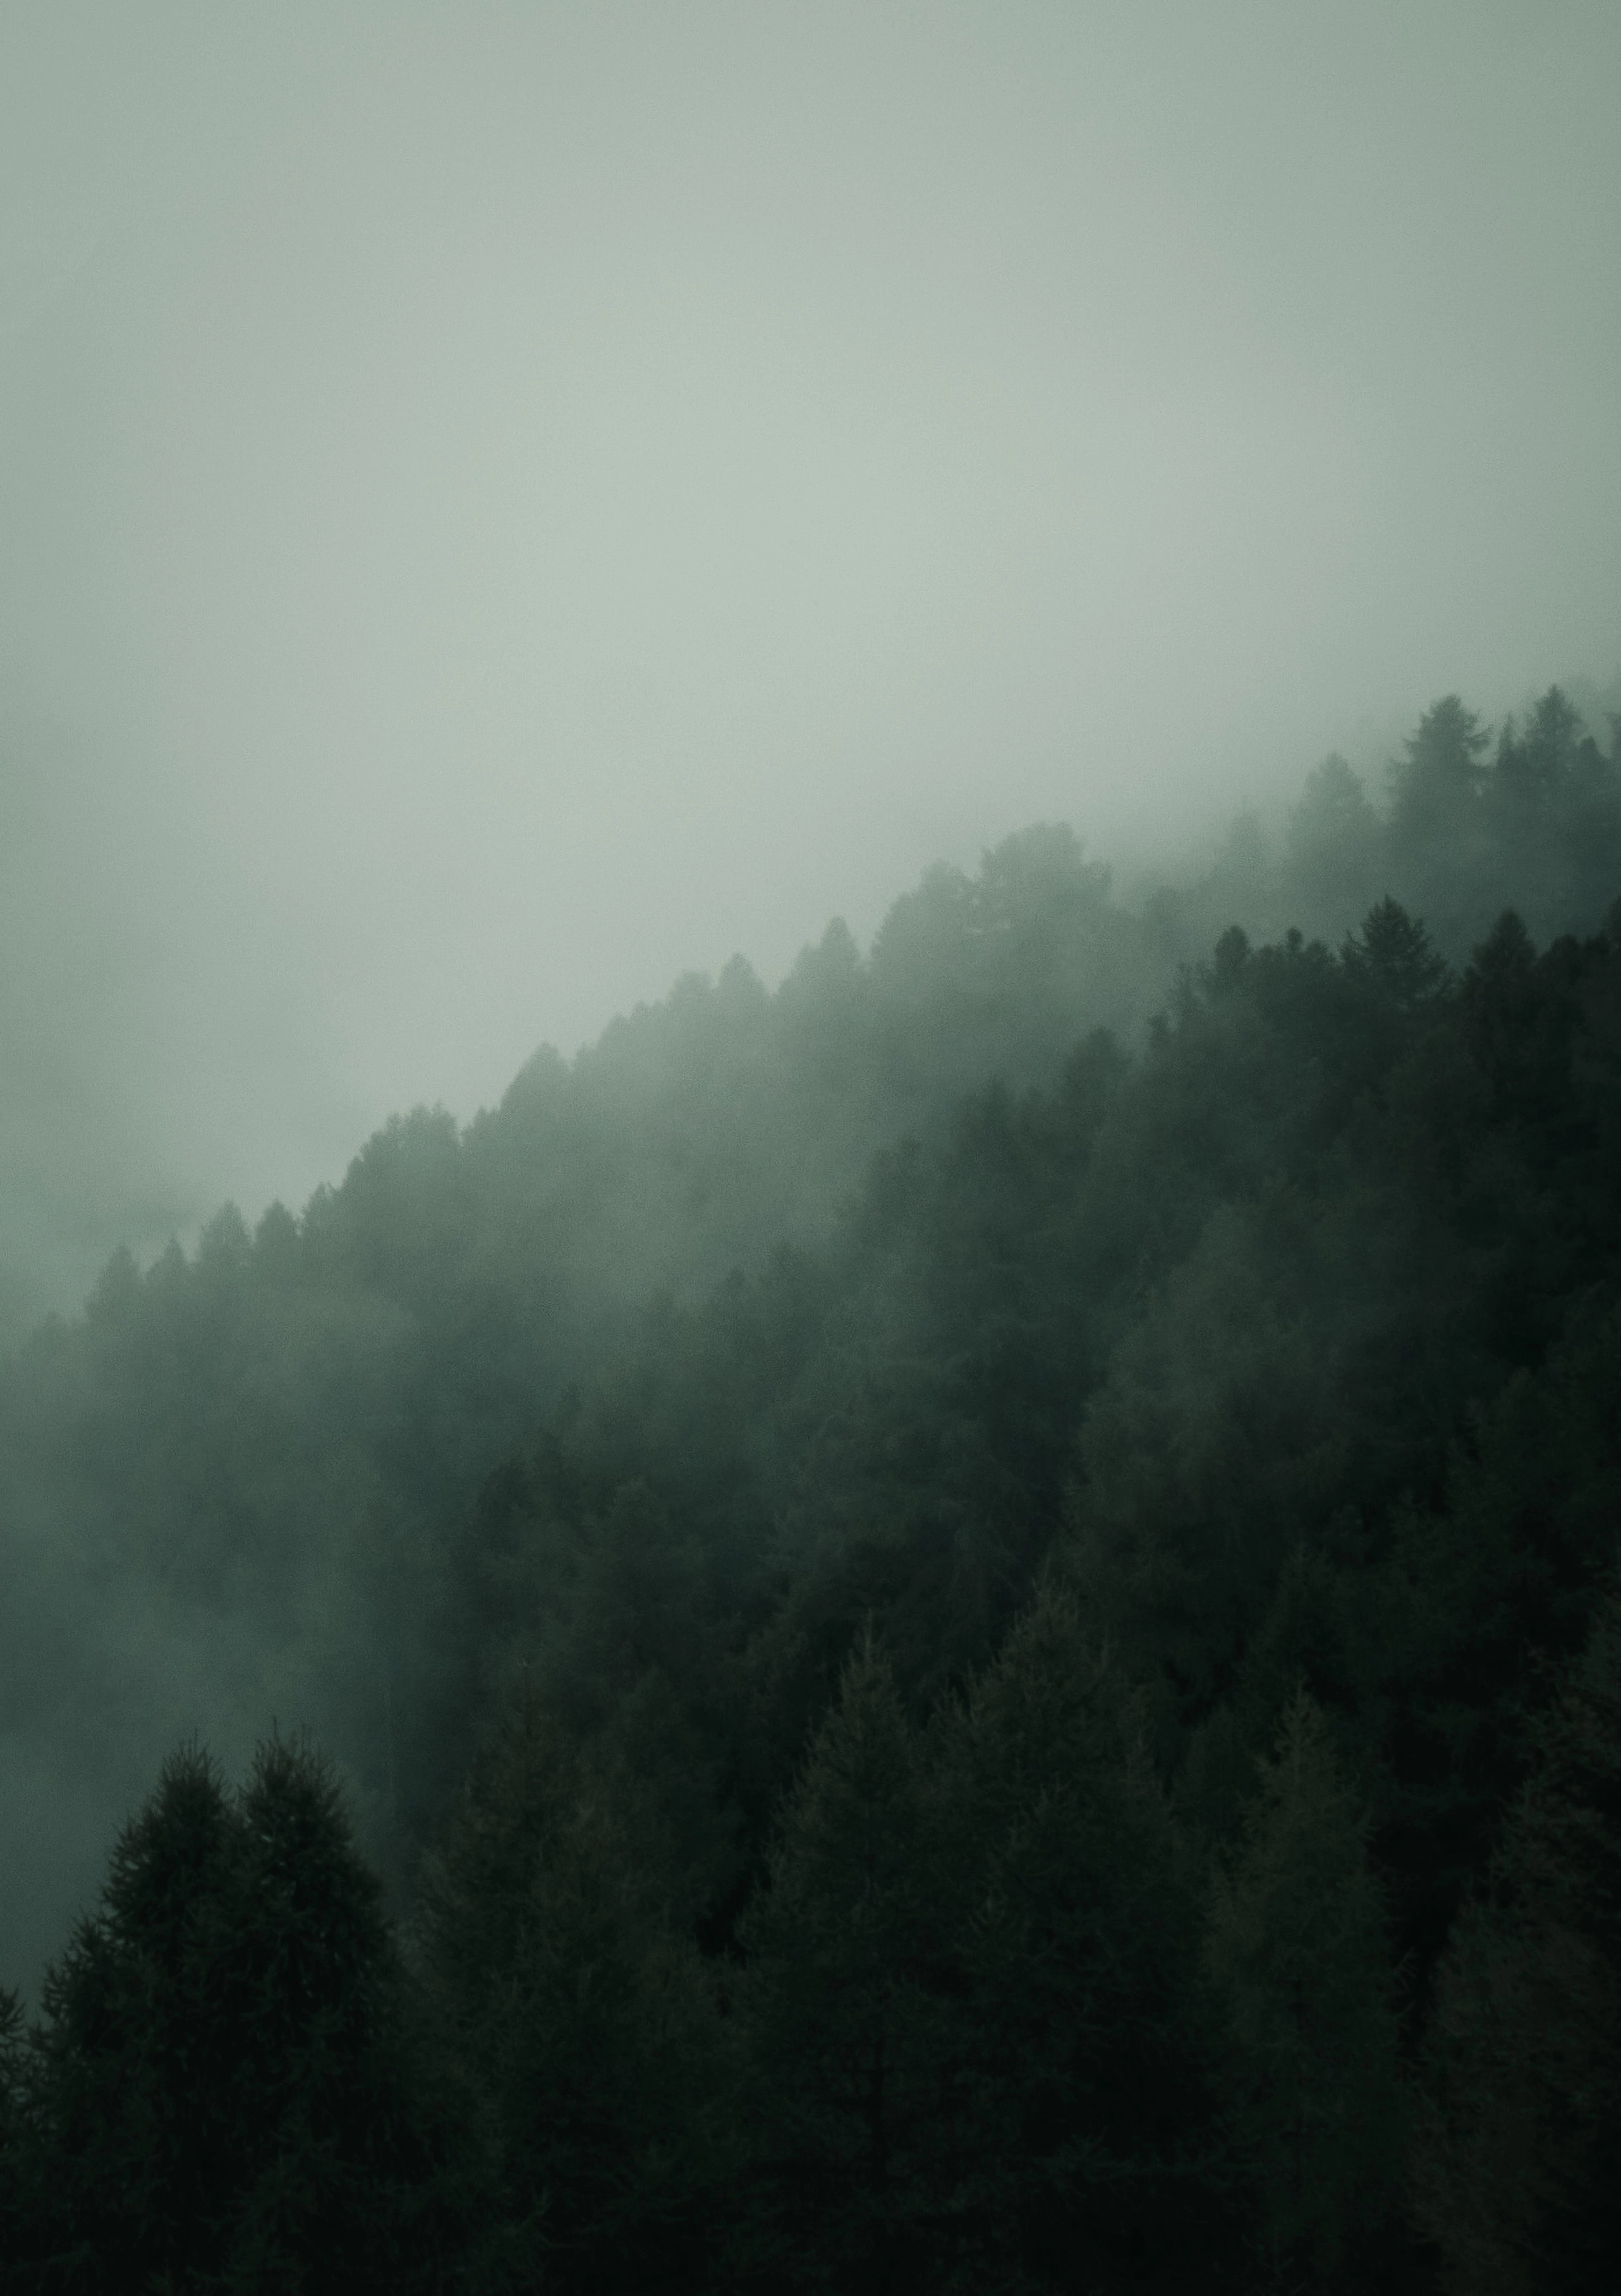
[3, 689, 1620, 2290]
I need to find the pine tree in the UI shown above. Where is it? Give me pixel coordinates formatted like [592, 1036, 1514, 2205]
[736, 1631, 940, 2292]
[413, 1685, 727, 2293]
[0, 1983, 32, 2271]
[206, 1734, 427, 2288]
[30, 1745, 240, 2287]
[937, 1580, 1236, 2289]
[1414, 1573, 1621, 2296]
[27, 1737, 427, 2293]
[1388, 696, 1490, 847]
[1205, 1689, 1403, 2288]
[1339, 897, 1449, 1009]
[1286, 754, 1381, 932]
[1491, 686, 1584, 838]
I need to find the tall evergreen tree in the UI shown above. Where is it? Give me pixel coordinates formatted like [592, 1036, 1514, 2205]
[1286, 755, 1381, 933]
[1388, 696, 1490, 848]
[736, 1632, 940, 2293]
[413, 1686, 728, 2293]
[1414, 1570, 1621, 2296]
[1339, 896, 1449, 1010]
[207, 1735, 430, 2289]
[1205, 1689, 1404, 2289]
[0, 1983, 30, 2271]
[25, 1738, 427, 2294]
[935, 1581, 1237, 2290]
[27, 1746, 241, 2288]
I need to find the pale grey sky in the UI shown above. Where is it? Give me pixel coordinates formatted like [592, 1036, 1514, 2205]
[2, 0, 1618, 1320]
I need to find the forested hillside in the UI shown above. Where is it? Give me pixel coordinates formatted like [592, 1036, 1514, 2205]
[3, 689, 1620, 2291]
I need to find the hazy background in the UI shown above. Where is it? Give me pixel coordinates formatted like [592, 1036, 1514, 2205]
[3, 0, 1618, 1333]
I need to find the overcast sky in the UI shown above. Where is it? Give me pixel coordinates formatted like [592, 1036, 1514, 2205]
[2, 0, 1618, 1322]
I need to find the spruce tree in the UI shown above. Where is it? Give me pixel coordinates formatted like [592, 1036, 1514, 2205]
[1205, 1688, 1403, 2288]
[1387, 696, 1490, 848]
[413, 1685, 727, 2293]
[1339, 897, 1448, 1010]
[27, 1737, 426, 2293]
[937, 1580, 1235, 2289]
[736, 1631, 940, 2293]
[205, 1735, 428, 2289]
[29, 1746, 240, 2287]
[1414, 1573, 1621, 2295]
[0, 1983, 32, 2273]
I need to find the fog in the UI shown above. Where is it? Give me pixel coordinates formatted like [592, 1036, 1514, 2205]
[3, 0, 1619, 1324]
[6, 23, 1621, 2257]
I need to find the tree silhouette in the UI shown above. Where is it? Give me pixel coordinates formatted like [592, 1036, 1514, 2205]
[1388, 696, 1490, 846]
[1205, 1689, 1404, 2288]
[413, 1686, 727, 2293]
[936, 1580, 1236, 2288]
[1414, 1572, 1621, 2296]
[27, 1738, 424, 2293]
[736, 1631, 939, 2292]
[1340, 897, 1449, 1008]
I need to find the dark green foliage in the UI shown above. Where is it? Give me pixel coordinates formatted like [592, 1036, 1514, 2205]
[0, 1984, 28, 2269]
[1205, 1690, 1404, 2287]
[413, 1688, 731, 2293]
[734, 1595, 1241, 2293]
[736, 1634, 939, 2291]
[1366, 1304, 1621, 1966]
[932, 1585, 1238, 2290]
[3, 688, 1621, 2285]
[1341, 895, 1450, 1007]
[4, 692, 1617, 1873]
[21, 1739, 429, 2293]
[1414, 1571, 1621, 2295]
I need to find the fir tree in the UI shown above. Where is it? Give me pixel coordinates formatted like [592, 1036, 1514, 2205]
[1339, 897, 1449, 1009]
[736, 1631, 939, 2292]
[1205, 1689, 1403, 2288]
[29, 1746, 240, 2288]
[27, 1738, 426, 2293]
[0, 1983, 31, 2271]
[1414, 1572, 1621, 2296]
[937, 1580, 1237, 2289]
[1388, 696, 1490, 847]
[413, 1685, 727, 2293]
[207, 1734, 427, 2289]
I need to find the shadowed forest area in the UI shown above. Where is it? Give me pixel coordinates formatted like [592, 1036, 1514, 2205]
[3, 689, 1621, 2291]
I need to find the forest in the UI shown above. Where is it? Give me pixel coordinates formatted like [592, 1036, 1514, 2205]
[1, 687, 1620, 2292]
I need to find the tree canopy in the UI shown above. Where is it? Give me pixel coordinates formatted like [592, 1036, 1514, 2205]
[3, 686, 1620, 2288]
